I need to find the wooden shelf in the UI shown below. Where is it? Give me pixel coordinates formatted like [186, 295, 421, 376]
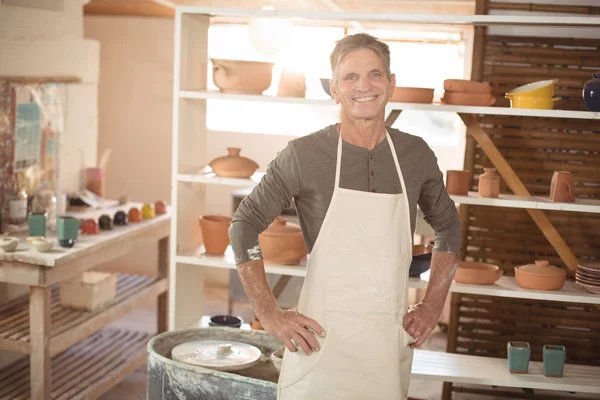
[450, 192, 600, 214]
[177, 246, 600, 304]
[178, 169, 264, 187]
[178, 7, 600, 27]
[0, 274, 167, 355]
[0, 328, 151, 400]
[413, 349, 600, 394]
[180, 90, 600, 120]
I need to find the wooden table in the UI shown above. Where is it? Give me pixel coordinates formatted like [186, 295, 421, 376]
[0, 202, 170, 400]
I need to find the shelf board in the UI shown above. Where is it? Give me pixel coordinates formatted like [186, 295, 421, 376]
[178, 7, 600, 27]
[450, 191, 600, 214]
[0, 328, 151, 400]
[180, 90, 600, 120]
[0, 274, 167, 355]
[178, 169, 264, 187]
[177, 246, 600, 304]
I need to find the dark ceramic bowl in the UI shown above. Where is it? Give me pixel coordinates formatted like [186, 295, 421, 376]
[320, 78, 332, 98]
[209, 315, 243, 328]
[409, 244, 433, 277]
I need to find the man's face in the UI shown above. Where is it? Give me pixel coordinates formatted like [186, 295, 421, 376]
[330, 48, 395, 122]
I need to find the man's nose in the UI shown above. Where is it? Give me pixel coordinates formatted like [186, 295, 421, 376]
[355, 76, 371, 92]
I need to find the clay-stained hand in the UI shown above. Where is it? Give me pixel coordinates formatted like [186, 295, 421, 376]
[402, 302, 442, 348]
[260, 307, 326, 355]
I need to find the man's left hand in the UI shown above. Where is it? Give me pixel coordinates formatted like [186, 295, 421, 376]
[402, 301, 442, 348]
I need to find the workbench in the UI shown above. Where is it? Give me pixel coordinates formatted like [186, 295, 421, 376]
[0, 202, 170, 400]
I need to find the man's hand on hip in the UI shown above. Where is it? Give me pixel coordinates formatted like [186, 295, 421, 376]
[260, 307, 326, 355]
[402, 301, 442, 348]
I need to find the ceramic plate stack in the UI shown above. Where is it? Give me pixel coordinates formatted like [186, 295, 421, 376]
[575, 263, 600, 294]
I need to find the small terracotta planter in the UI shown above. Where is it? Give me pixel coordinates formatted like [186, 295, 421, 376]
[454, 261, 503, 285]
[199, 215, 232, 255]
[259, 217, 307, 265]
[444, 79, 492, 94]
[446, 170, 470, 196]
[515, 260, 567, 291]
[550, 171, 575, 203]
[478, 168, 501, 198]
[209, 148, 259, 179]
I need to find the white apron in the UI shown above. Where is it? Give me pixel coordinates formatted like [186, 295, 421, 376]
[277, 129, 415, 400]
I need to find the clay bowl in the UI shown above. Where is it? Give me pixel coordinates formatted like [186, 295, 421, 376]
[443, 79, 492, 94]
[454, 261, 503, 285]
[211, 59, 274, 94]
[409, 244, 433, 277]
[514, 260, 566, 291]
[442, 92, 496, 106]
[390, 87, 434, 103]
[0, 237, 19, 252]
[208, 315, 243, 328]
[199, 215, 232, 255]
[259, 217, 307, 265]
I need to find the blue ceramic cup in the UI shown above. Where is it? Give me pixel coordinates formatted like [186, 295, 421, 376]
[28, 212, 47, 237]
[507, 341, 530, 374]
[56, 216, 80, 248]
[543, 345, 566, 377]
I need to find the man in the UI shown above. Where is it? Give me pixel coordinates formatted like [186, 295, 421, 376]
[229, 33, 460, 399]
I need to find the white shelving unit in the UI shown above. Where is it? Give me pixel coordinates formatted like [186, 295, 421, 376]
[170, 6, 600, 395]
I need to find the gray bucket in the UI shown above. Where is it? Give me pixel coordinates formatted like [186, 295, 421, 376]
[147, 327, 282, 399]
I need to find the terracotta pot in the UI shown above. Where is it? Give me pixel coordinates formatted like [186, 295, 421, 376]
[446, 170, 470, 195]
[211, 59, 274, 94]
[550, 171, 575, 203]
[478, 168, 500, 198]
[454, 262, 503, 285]
[155, 200, 168, 215]
[128, 207, 142, 223]
[259, 217, 307, 265]
[209, 148, 259, 179]
[199, 215, 232, 255]
[443, 79, 492, 94]
[442, 92, 496, 106]
[81, 218, 99, 235]
[515, 260, 567, 291]
[277, 69, 306, 98]
[390, 87, 434, 103]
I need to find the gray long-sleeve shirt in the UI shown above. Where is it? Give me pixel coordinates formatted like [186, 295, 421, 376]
[229, 124, 461, 264]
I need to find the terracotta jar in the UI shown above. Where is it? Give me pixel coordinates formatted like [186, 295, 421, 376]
[259, 217, 307, 265]
[446, 170, 470, 196]
[550, 171, 575, 203]
[199, 215, 231, 255]
[209, 148, 259, 179]
[478, 168, 500, 198]
[515, 260, 567, 291]
[454, 261, 503, 285]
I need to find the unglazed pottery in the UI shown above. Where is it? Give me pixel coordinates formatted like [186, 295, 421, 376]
[0, 237, 19, 252]
[583, 71, 600, 111]
[442, 92, 496, 106]
[99, 214, 114, 230]
[443, 79, 492, 94]
[114, 211, 128, 226]
[33, 238, 53, 252]
[258, 217, 307, 265]
[199, 215, 232, 255]
[478, 168, 500, 198]
[514, 260, 567, 291]
[142, 204, 155, 219]
[154, 200, 168, 215]
[390, 87, 434, 103]
[277, 69, 306, 98]
[209, 148, 259, 179]
[128, 207, 142, 223]
[211, 59, 274, 94]
[550, 171, 575, 203]
[170, 339, 261, 371]
[446, 170, 470, 196]
[543, 345, 566, 377]
[454, 261, 503, 285]
[508, 342, 530, 374]
[81, 218, 100, 235]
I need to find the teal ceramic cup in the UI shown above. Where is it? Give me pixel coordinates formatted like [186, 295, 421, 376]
[543, 345, 566, 377]
[507, 341, 530, 374]
[28, 212, 47, 237]
[56, 216, 81, 248]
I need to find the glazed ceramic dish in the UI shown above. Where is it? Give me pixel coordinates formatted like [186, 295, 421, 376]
[514, 260, 566, 290]
[454, 261, 503, 285]
[576, 263, 600, 294]
[171, 340, 262, 371]
[506, 79, 557, 98]
[506, 95, 558, 110]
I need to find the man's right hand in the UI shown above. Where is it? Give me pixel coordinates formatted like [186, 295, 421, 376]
[259, 308, 326, 355]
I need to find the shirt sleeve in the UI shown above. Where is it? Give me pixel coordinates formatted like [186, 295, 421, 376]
[228, 141, 302, 264]
[418, 143, 462, 256]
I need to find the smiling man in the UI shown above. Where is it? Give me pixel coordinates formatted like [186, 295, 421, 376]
[229, 33, 461, 399]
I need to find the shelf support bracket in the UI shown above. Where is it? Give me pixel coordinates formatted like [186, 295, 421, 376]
[385, 109, 402, 126]
[458, 113, 579, 275]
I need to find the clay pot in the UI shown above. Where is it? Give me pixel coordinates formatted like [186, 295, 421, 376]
[114, 210, 128, 226]
[277, 69, 306, 98]
[155, 200, 168, 215]
[550, 171, 575, 203]
[142, 204, 156, 219]
[209, 148, 259, 179]
[583, 71, 600, 111]
[259, 217, 307, 265]
[478, 168, 500, 198]
[81, 218, 100, 235]
[515, 260, 567, 291]
[443, 79, 492, 94]
[390, 87, 434, 103]
[442, 92, 496, 106]
[211, 59, 274, 94]
[446, 170, 470, 196]
[99, 214, 114, 231]
[199, 215, 231, 255]
[454, 262, 503, 285]
[128, 207, 142, 223]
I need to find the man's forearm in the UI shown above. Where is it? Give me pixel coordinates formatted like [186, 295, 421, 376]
[237, 259, 279, 319]
[421, 251, 458, 310]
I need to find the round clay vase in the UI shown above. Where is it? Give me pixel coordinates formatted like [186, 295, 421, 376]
[478, 168, 501, 198]
[454, 261, 503, 285]
[446, 170, 470, 196]
[258, 217, 307, 265]
[515, 260, 567, 291]
[142, 204, 155, 219]
[583, 71, 600, 111]
[113, 210, 128, 226]
[550, 171, 575, 203]
[209, 148, 259, 179]
[199, 215, 232, 255]
[128, 207, 142, 223]
[154, 200, 168, 215]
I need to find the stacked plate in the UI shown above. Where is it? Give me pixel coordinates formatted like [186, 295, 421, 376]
[575, 263, 600, 294]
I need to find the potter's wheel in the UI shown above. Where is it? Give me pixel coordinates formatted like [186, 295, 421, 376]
[171, 340, 262, 371]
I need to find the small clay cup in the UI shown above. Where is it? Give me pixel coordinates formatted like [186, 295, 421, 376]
[99, 215, 114, 230]
[114, 211, 128, 226]
[550, 171, 575, 203]
[81, 218, 100, 235]
[155, 200, 168, 215]
[446, 170, 470, 196]
[199, 215, 232, 255]
[543, 345, 566, 377]
[128, 207, 142, 223]
[478, 168, 500, 198]
[508, 341, 530, 374]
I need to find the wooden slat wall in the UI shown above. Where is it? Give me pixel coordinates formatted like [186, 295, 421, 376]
[448, 28, 600, 400]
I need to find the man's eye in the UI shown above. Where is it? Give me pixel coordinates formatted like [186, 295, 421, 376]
[372, 72, 382, 78]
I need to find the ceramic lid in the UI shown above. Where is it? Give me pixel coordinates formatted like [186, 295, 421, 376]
[171, 340, 262, 371]
[516, 260, 566, 277]
[262, 217, 301, 235]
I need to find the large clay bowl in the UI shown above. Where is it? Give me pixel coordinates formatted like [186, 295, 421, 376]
[390, 87, 434, 103]
[199, 215, 232, 255]
[454, 261, 503, 285]
[211, 59, 274, 94]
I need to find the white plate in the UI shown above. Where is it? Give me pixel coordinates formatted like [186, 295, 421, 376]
[171, 340, 262, 371]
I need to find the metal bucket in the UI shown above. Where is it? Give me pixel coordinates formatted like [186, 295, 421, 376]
[147, 327, 282, 399]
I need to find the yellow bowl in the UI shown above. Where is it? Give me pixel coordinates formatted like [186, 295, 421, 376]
[506, 79, 558, 98]
[506, 95, 559, 110]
